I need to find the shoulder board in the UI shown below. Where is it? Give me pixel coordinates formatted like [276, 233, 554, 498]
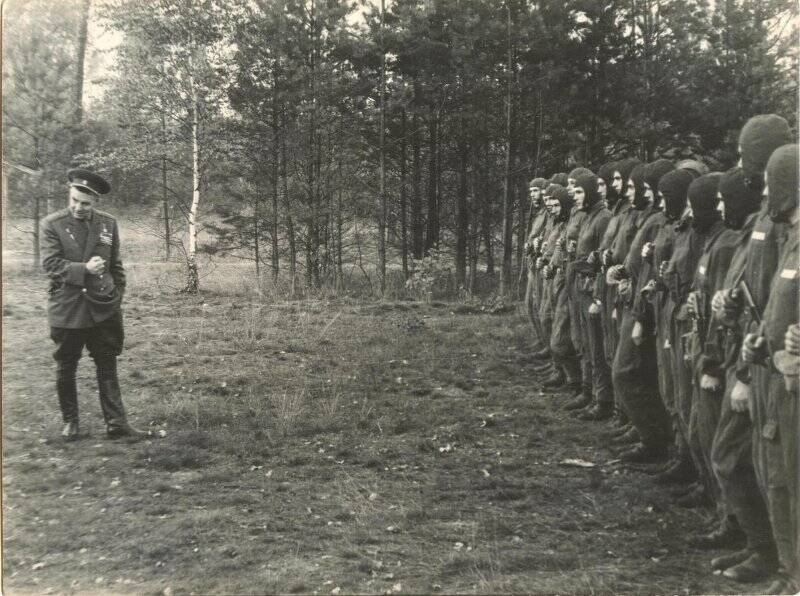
[93, 210, 117, 226]
[42, 208, 71, 224]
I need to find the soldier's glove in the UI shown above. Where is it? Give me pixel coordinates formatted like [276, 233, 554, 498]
[601, 249, 613, 267]
[712, 288, 742, 321]
[741, 333, 767, 365]
[658, 260, 670, 278]
[641, 241, 654, 261]
[606, 264, 626, 285]
[785, 323, 800, 356]
[730, 380, 751, 413]
[700, 374, 723, 393]
[567, 240, 577, 255]
[686, 291, 699, 318]
[631, 320, 644, 346]
[641, 279, 658, 298]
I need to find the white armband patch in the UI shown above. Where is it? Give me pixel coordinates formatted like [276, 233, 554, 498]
[780, 268, 797, 279]
[751, 230, 766, 241]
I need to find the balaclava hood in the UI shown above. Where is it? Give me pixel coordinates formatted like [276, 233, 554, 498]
[629, 163, 649, 210]
[676, 159, 709, 179]
[718, 166, 759, 229]
[766, 144, 799, 224]
[568, 167, 593, 182]
[688, 173, 723, 232]
[530, 177, 548, 207]
[644, 159, 675, 208]
[550, 172, 569, 187]
[658, 169, 695, 222]
[615, 158, 641, 184]
[738, 114, 792, 179]
[552, 185, 574, 223]
[543, 183, 560, 198]
[598, 162, 618, 206]
[575, 172, 600, 211]
[531, 177, 548, 190]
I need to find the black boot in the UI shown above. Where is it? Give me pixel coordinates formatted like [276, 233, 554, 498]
[605, 421, 631, 439]
[610, 426, 640, 446]
[578, 401, 614, 421]
[542, 370, 566, 389]
[620, 443, 668, 464]
[689, 516, 746, 550]
[531, 348, 551, 361]
[722, 550, 778, 582]
[675, 484, 712, 508]
[563, 391, 592, 411]
[56, 359, 80, 440]
[95, 357, 148, 440]
[653, 455, 697, 486]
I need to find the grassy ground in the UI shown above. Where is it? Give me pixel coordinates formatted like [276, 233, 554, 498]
[2, 221, 767, 595]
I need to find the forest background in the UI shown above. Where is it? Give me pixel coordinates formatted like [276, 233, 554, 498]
[3, 0, 798, 300]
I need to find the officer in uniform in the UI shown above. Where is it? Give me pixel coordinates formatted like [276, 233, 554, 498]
[40, 169, 147, 441]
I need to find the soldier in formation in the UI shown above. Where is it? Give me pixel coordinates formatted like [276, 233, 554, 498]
[523, 114, 798, 593]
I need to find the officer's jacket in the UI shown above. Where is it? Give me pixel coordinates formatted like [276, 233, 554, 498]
[763, 220, 799, 360]
[40, 208, 125, 328]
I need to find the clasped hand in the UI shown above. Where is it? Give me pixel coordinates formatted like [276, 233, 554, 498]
[86, 256, 106, 276]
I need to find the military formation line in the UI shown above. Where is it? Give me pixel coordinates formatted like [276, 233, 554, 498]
[521, 114, 798, 594]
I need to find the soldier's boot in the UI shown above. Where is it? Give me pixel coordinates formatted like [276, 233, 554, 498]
[711, 548, 752, 571]
[542, 370, 566, 389]
[578, 401, 613, 421]
[688, 515, 746, 550]
[675, 483, 712, 508]
[605, 421, 632, 439]
[608, 407, 629, 429]
[56, 359, 80, 441]
[95, 357, 148, 440]
[669, 481, 701, 498]
[764, 574, 799, 595]
[610, 426, 640, 446]
[531, 348, 551, 361]
[722, 550, 778, 583]
[619, 442, 669, 464]
[563, 388, 592, 411]
[653, 453, 697, 486]
[532, 362, 553, 375]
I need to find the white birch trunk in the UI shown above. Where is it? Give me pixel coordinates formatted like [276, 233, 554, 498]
[185, 56, 201, 293]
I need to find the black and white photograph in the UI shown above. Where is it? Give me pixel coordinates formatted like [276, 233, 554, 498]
[2, 0, 798, 593]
